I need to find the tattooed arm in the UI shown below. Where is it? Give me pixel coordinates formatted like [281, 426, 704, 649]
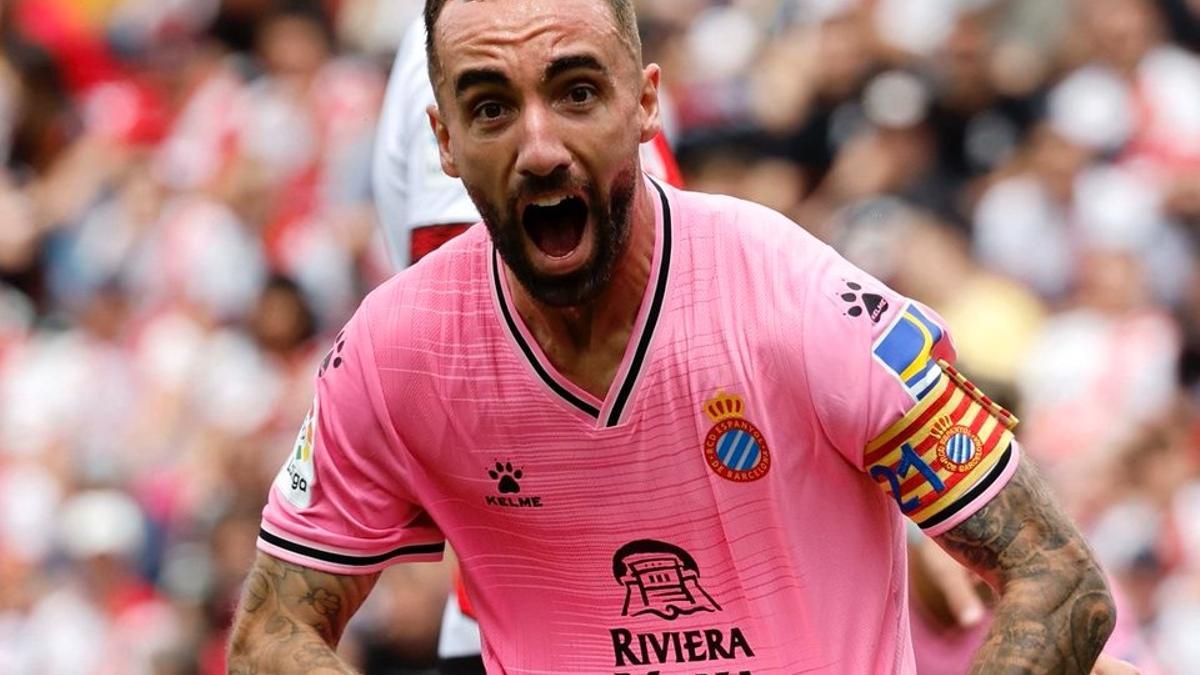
[935, 459, 1116, 674]
[227, 552, 379, 674]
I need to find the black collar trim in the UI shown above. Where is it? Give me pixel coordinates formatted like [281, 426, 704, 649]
[605, 179, 672, 426]
[492, 255, 601, 417]
[492, 178, 673, 427]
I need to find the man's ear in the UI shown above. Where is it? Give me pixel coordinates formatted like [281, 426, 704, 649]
[638, 64, 663, 144]
[428, 104, 460, 178]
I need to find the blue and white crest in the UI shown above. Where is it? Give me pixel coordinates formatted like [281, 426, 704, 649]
[944, 433, 977, 465]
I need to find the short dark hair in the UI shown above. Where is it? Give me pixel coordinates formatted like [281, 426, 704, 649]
[424, 0, 641, 82]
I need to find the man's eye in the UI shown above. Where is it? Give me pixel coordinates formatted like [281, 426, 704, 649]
[476, 102, 506, 120]
[567, 86, 596, 105]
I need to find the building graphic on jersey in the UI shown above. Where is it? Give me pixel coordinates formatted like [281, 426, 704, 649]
[608, 540, 755, 671]
[702, 392, 771, 482]
[612, 540, 721, 620]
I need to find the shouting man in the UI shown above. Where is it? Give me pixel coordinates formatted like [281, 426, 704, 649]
[229, 0, 1116, 672]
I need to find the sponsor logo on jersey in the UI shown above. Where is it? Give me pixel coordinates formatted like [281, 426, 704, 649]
[275, 397, 318, 509]
[839, 281, 890, 323]
[701, 392, 771, 482]
[614, 540, 720, 620]
[484, 461, 543, 509]
[609, 540, 755, 673]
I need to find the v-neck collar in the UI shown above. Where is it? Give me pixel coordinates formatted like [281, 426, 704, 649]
[490, 176, 674, 429]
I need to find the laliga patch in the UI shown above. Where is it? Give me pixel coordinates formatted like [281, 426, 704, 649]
[275, 397, 318, 509]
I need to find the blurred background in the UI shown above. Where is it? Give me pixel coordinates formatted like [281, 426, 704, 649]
[1, 0, 1199, 672]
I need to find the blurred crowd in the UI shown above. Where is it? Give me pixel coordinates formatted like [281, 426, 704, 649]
[0, 0, 1199, 672]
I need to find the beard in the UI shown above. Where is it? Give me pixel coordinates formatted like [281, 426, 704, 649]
[468, 161, 639, 308]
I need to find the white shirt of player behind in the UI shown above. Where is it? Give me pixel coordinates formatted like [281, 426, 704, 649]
[373, 18, 481, 270]
[373, 19, 679, 270]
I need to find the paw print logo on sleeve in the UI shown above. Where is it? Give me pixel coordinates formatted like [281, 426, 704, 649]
[319, 331, 347, 377]
[839, 281, 890, 323]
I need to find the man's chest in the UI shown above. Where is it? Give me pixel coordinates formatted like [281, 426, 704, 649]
[400, 344, 821, 546]
[392, 351, 901, 675]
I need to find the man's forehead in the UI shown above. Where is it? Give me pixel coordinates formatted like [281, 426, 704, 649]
[436, 0, 627, 75]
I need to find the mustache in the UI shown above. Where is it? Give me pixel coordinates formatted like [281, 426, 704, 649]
[511, 168, 592, 205]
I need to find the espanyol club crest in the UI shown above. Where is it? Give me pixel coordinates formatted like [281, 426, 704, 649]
[933, 417, 984, 473]
[702, 391, 771, 482]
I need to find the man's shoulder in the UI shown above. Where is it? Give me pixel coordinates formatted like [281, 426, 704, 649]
[323, 226, 493, 424]
[360, 224, 490, 334]
[671, 188, 824, 256]
[668, 187, 830, 294]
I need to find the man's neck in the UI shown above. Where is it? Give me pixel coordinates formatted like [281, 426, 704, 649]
[505, 179, 658, 399]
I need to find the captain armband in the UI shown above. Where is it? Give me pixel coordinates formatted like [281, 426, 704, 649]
[865, 361, 1019, 532]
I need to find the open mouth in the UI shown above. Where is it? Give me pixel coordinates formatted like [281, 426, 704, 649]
[522, 195, 588, 259]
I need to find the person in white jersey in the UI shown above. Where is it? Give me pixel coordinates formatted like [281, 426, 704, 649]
[230, 0, 1124, 672]
[374, 18, 482, 271]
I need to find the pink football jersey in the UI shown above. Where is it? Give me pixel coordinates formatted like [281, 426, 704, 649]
[260, 177, 1020, 674]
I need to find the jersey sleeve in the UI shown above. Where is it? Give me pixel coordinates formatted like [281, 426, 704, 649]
[798, 244, 1021, 536]
[258, 310, 445, 574]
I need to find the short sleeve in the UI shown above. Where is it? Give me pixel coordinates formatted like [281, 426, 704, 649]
[798, 244, 1021, 536]
[372, 19, 478, 270]
[258, 311, 444, 574]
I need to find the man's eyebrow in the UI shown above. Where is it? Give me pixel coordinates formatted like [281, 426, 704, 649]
[455, 68, 511, 97]
[544, 54, 608, 81]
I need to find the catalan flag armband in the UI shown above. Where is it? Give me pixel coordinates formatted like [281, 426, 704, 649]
[865, 360, 1019, 532]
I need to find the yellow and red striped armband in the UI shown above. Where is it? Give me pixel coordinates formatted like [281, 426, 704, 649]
[865, 360, 1019, 531]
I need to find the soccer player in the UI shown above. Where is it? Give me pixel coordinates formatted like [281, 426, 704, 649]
[371, 16, 684, 673]
[229, 0, 1117, 672]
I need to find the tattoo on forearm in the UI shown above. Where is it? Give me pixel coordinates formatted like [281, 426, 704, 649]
[295, 642, 349, 669]
[227, 553, 378, 674]
[243, 568, 270, 613]
[300, 587, 343, 642]
[936, 460, 1115, 674]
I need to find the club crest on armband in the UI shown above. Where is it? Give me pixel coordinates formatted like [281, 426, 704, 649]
[702, 392, 771, 482]
[932, 417, 984, 473]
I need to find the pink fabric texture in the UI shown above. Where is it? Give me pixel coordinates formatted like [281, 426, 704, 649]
[260, 179, 1018, 673]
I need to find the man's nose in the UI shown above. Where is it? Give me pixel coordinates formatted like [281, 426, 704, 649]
[514, 103, 571, 178]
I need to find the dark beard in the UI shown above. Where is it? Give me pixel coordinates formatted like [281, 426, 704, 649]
[470, 163, 638, 308]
